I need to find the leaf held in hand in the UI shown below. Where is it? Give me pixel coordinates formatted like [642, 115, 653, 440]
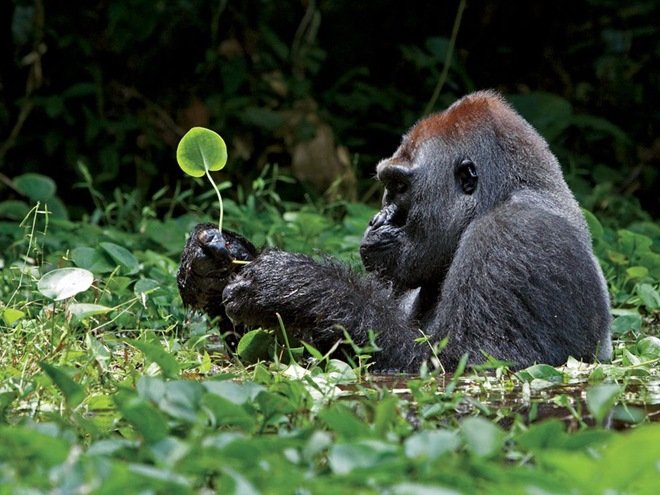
[176, 127, 227, 177]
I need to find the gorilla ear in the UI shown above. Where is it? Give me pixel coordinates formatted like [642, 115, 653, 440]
[456, 159, 478, 195]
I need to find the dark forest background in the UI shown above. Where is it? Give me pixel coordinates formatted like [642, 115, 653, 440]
[0, 0, 658, 226]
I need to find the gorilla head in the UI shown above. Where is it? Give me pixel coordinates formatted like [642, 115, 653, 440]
[360, 91, 580, 291]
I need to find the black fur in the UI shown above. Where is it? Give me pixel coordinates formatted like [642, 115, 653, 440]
[178, 91, 612, 371]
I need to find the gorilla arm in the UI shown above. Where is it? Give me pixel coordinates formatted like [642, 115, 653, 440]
[222, 249, 426, 370]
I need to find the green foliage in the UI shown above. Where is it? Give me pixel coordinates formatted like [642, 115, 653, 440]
[0, 3, 658, 488]
[0, 184, 658, 493]
[1, 1, 656, 219]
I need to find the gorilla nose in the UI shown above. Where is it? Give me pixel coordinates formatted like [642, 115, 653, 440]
[369, 211, 387, 230]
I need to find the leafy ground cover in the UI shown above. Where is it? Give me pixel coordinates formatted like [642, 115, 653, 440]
[0, 177, 658, 494]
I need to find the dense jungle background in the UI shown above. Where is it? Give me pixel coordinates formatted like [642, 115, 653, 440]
[0, 1, 659, 493]
[1, 0, 658, 223]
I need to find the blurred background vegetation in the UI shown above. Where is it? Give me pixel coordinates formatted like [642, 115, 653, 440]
[0, 0, 658, 227]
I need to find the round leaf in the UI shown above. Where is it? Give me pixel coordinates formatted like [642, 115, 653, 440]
[37, 267, 94, 301]
[176, 127, 227, 177]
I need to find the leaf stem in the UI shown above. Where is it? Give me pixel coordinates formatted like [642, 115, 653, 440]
[205, 168, 223, 231]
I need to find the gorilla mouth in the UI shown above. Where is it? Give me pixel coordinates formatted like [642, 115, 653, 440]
[360, 237, 398, 273]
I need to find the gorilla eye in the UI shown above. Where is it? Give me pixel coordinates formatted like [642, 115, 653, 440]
[456, 159, 478, 195]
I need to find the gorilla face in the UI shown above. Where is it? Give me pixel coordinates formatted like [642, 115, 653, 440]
[360, 134, 480, 290]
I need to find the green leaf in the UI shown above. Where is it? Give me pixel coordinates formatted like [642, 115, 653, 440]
[13, 173, 56, 202]
[176, 127, 227, 177]
[100, 242, 140, 275]
[127, 339, 180, 378]
[67, 303, 112, 320]
[71, 246, 115, 273]
[586, 383, 622, 424]
[114, 390, 169, 443]
[460, 416, 504, 458]
[203, 380, 265, 405]
[176, 126, 228, 229]
[636, 283, 660, 310]
[404, 430, 460, 459]
[516, 363, 564, 383]
[255, 390, 296, 418]
[0, 425, 70, 468]
[517, 419, 567, 450]
[236, 329, 274, 363]
[581, 208, 604, 241]
[39, 362, 86, 408]
[318, 403, 372, 439]
[146, 380, 204, 423]
[611, 313, 642, 335]
[203, 394, 257, 431]
[328, 440, 398, 475]
[2, 307, 25, 326]
[0, 199, 30, 220]
[37, 267, 94, 300]
[626, 266, 648, 279]
[637, 336, 660, 359]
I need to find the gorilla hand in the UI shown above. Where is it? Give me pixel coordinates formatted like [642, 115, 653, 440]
[177, 223, 257, 318]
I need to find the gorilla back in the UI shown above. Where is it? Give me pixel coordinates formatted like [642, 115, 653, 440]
[179, 90, 612, 371]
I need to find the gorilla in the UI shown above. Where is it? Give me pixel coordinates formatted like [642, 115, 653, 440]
[178, 90, 612, 371]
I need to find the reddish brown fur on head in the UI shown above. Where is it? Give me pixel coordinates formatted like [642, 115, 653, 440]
[398, 90, 519, 159]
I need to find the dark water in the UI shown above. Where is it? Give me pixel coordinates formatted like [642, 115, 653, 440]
[357, 373, 660, 430]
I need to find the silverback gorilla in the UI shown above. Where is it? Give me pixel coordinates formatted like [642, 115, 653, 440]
[178, 91, 612, 371]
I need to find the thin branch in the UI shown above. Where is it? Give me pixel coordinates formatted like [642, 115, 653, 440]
[423, 0, 467, 116]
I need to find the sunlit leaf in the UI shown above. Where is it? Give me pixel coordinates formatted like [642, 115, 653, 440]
[37, 267, 94, 300]
[176, 127, 227, 177]
[625, 266, 648, 279]
[156, 380, 204, 423]
[2, 307, 25, 326]
[67, 303, 112, 320]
